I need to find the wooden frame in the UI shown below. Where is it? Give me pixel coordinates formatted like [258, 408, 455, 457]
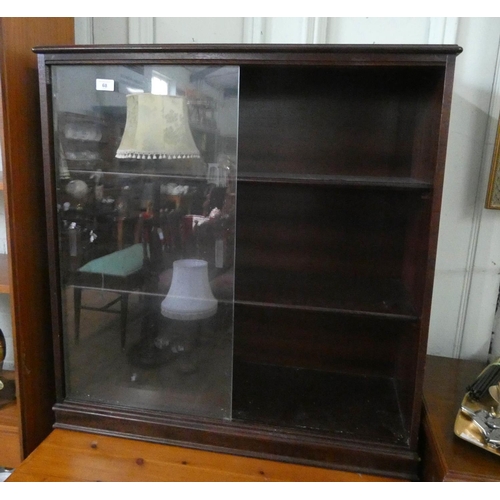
[35, 43, 461, 481]
[0, 17, 74, 468]
[486, 113, 500, 208]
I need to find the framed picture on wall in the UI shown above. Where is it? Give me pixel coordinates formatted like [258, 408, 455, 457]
[486, 113, 500, 209]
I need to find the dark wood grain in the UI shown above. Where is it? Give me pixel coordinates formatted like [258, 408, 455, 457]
[0, 254, 10, 293]
[0, 17, 74, 461]
[33, 44, 463, 55]
[37, 44, 460, 480]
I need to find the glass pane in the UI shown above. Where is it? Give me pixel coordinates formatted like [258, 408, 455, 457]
[51, 64, 239, 419]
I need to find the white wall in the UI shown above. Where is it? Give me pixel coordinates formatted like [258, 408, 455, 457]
[75, 17, 500, 362]
[430, 18, 500, 361]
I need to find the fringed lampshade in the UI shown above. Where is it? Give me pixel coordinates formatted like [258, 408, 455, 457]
[116, 94, 200, 160]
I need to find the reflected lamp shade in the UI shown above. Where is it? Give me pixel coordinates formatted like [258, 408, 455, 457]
[161, 259, 217, 321]
[116, 94, 200, 160]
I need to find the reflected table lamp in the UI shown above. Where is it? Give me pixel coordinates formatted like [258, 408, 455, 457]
[161, 259, 217, 321]
[160, 259, 218, 372]
[115, 93, 215, 368]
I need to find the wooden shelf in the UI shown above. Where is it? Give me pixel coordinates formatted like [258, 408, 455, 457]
[239, 172, 433, 190]
[0, 254, 10, 294]
[67, 167, 210, 183]
[67, 169, 433, 190]
[233, 361, 408, 448]
[0, 371, 20, 468]
[235, 270, 418, 320]
[0, 399, 18, 428]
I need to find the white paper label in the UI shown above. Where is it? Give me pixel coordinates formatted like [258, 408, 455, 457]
[96, 79, 115, 92]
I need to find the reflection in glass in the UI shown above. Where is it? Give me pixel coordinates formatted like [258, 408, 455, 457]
[51, 65, 239, 419]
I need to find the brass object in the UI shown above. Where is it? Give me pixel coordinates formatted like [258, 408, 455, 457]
[489, 384, 500, 403]
[486, 111, 500, 208]
[454, 391, 500, 457]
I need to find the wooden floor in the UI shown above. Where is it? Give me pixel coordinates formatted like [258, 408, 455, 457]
[6, 428, 400, 482]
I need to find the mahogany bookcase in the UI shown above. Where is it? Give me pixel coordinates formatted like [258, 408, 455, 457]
[35, 44, 461, 480]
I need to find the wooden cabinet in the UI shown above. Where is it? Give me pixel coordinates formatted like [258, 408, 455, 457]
[421, 355, 500, 482]
[0, 18, 74, 468]
[35, 44, 461, 480]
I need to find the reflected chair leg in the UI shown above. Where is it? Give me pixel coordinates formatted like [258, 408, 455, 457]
[120, 293, 129, 349]
[74, 287, 82, 344]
